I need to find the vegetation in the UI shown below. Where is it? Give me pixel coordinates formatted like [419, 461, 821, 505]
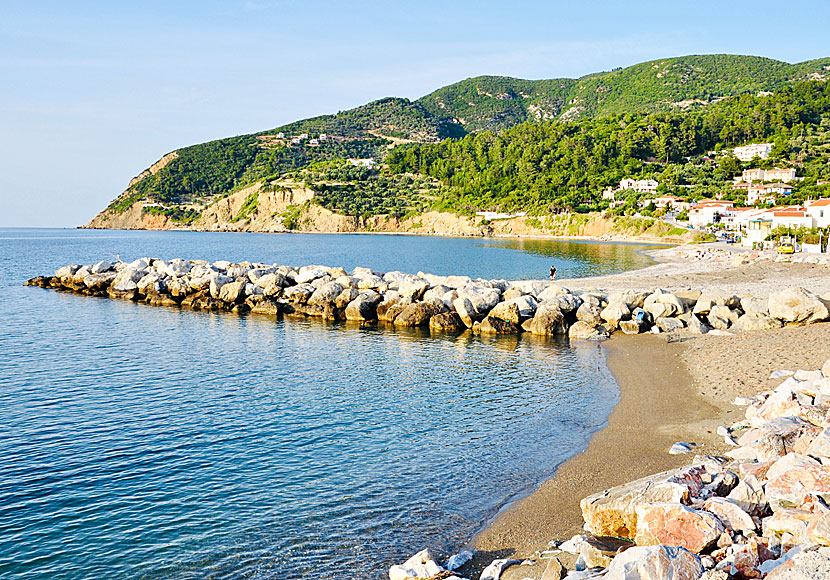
[100, 55, 830, 223]
[388, 80, 830, 214]
[141, 205, 201, 224]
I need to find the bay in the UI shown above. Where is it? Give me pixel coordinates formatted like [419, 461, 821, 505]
[0, 229, 658, 579]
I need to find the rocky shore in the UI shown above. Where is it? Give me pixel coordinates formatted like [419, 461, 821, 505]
[24, 247, 830, 579]
[24, 252, 830, 341]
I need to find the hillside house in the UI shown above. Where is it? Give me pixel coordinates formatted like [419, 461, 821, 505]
[733, 143, 773, 162]
[740, 167, 797, 183]
[618, 178, 659, 193]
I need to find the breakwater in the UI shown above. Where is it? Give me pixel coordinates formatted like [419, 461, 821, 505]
[26, 257, 830, 338]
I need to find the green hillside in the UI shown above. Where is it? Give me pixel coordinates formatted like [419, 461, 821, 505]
[95, 54, 830, 224]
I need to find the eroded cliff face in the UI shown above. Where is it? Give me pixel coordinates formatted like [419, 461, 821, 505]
[84, 180, 695, 243]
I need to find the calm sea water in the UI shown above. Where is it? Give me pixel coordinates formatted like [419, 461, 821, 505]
[0, 229, 658, 580]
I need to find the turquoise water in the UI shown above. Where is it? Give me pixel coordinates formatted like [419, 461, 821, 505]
[0, 230, 655, 579]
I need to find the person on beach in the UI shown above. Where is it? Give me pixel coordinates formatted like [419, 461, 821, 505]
[549, 266, 556, 280]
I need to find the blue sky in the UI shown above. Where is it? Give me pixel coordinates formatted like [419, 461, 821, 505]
[3, 0, 830, 227]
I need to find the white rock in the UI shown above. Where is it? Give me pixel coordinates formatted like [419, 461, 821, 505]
[669, 442, 696, 455]
[770, 370, 795, 379]
[389, 549, 444, 580]
[446, 550, 473, 571]
[479, 558, 521, 580]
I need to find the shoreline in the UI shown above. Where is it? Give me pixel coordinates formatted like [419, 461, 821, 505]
[465, 334, 727, 579]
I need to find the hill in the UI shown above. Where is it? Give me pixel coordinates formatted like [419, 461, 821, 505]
[87, 54, 830, 231]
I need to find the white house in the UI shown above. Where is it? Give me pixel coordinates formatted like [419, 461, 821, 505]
[805, 199, 830, 228]
[688, 200, 735, 228]
[618, 178, 659, 193]
[348, 158, 375, 168]
[733, 143, 773, 162]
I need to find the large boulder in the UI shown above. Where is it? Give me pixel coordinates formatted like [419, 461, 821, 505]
[644, 291, 686, 319]
[489, 301, 521, 324]
[576, 303, 604, 326]
[308, 282, 344, 305]
[765, 546, 830, 579]
[606, 291, 649, 311]
[377, 300, 407, 323]
[208, 275, 233, 298]
[452, 297, 478, 327]
[478, 316, 520, 334]
[251, 297, 282, 315]
[634, 502, 724, 553]
[218, 280, 246, 303]
[701, 497, 758, 535]
[707, 305, 739, 330]
[733, 312, 783, 332]
[282, 284, 314, 304]
[344, 297, 377, 321]
[388, 549, 443, 580]
[655, 317, 685, 333]
[429, 312, 464, 332]
[295, 265, 330, 284]
[581, 465, 713, 540]
[456, 286, 501, 317]
[601, 302, 631, 329]
[765, 460, 830, 511]
[768, 287, 830, 325]
[397, 276, 429, 301]
[393, 302, 444, 327]
[737, 416, 820, 461]
[693, 290, 740, 315]
[601, 545, 703, 580]
[568, 321, 609, 341]
[521, 304, 568, 336]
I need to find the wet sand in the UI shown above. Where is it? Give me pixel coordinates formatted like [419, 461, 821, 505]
[465, 334, 727, 579]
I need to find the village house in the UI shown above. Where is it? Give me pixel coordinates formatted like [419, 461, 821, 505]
[733, 143, 773, 162]
[688, 200, 735, 228]
[618, 178, 659, 193]
[805, 199, 830, 228]
[348, 158, 375, 168]
[740, 167, 797, 183]
[746, 183, 794, 205]
[276, 132, 285, 139]
[651, 195, 690, 210]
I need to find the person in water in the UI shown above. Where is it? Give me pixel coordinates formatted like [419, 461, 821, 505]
[549, 266, 556, 280]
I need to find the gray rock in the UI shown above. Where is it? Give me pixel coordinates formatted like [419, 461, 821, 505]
[295, 265, 330, 284]
[764, 546, 830, 579]
[521, 305, 568, 336]
[602, 545, 703, 580]
[344, 297, 377, 321]
[218, 280, 246, 303]
[576, 303, 604, 326]
[393, 301, 444, 327]
[655, 317, 685, 333]
[453, 296, 478, 327]
[619, 319, 647, 335]
[694, 290, 740, 315]
[680, 312, 710, 334]
[478, 315, 520, 334]
[456, 286, 501, 318]
[741, 296, 770, 316]
[55, 264, 82, 278]
[489, 301, 522, 324]
[768, 287, 830, 324]
[334, 288, 360, 309]
[282, 283, 314, 304]
[91, 260, 114, 274]
[209, 275, 233, 298]
[733, 312, 783, 332]
[429, 312, 464, 332]
[644, 291, 686, 319]
[568, 321, 609, 341]
[707, 304, 739, 330]
[377, 300, 407, 323]
[600, 302, 630, 329]
[251, 297, 282, 315]
[308, 282, 344, 305]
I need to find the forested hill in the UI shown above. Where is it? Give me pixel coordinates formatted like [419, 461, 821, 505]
[417, 55, 830, 131]
[92, 54, 830, 225]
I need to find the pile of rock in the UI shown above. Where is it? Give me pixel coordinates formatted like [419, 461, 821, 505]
[389, 362, 830, 580]
[26, 259, 830, 340]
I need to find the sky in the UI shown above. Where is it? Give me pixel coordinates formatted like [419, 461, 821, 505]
[3, 0, 830, 227]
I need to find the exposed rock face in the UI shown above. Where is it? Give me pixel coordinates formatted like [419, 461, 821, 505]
[768, 287, 830, 325]
[634, 503, 724, 553]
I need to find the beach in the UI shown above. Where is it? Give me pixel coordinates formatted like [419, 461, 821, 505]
[454, 246, 830, 579]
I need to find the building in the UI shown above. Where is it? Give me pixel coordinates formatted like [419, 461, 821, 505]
[688, 200, 736, 228]
[618, 178, 659, 194]
[276, 132, 285, 139]
[740, 167, 797, 183]
[772, 208, 813, 230]
[805, 199, 830, 228]
[733, 143, 773, 162]
[348, 158, 375, 168]
[601, 187, 617, 201]
[652, 195, 685, 209]
[747, 183, 794, 205]
[308, 139, 319, 146]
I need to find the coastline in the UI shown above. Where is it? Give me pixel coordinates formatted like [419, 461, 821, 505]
[467, 321, 830, 580]
[466, 334, 726, 579]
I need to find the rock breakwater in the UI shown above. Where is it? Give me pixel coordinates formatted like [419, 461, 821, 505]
[26, 258, 830, 340]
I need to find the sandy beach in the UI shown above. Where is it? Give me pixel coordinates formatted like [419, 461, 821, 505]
[462, 246, 830, 579]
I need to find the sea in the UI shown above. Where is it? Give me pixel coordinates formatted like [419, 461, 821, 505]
[0, 229, 659, 579]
